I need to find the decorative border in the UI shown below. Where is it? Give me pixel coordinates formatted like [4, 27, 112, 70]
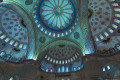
[89, 0, 120, 44]
[0, 3, 28, 50]
[33, 0, 78, 37]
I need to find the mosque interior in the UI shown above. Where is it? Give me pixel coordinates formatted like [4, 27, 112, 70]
[0, 0, 120, 80]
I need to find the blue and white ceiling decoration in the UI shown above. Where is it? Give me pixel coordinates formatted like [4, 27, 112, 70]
[38, 45, 83, 73]
[0, 3, 35, 62]
[33, 0, 77, 37]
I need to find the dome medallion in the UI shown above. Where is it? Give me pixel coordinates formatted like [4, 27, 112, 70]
[33, 0, 77, 37]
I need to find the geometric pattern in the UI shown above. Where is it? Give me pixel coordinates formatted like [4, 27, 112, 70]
[89, 0, 120, 44]
[0, 3, 32, 62]
[39, 45, 83, 73]
[44, 45, 81, 64]
[33, 0, 77, 37]
[0, 4, 28, 49]
[40, 57, 83, 73]
[38, 45, 83, 73]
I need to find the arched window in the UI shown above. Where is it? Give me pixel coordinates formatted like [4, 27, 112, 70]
[73, 67, 76, 71]
[58, 67, 61, 73]
[62, 66, 65, 72]
[50, 58, 53, 62]
[47, 57, 50, 60]
[62, 60, 64, 64]
[9, 77, 13, 80]
[56, 60, 58, 64]
[66, 67, 69, 72]
[46, 68, 49, 72]
[65, 60, 68, 64]
[77, 66, 81, 70]
[53, 59, 55, 63]
[50, 68, 53, 72]
[59, 60, 61, 64]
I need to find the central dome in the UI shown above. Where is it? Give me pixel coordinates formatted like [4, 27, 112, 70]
[33, 0, 77, 37]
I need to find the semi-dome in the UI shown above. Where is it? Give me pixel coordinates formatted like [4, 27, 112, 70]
[89, 0, 120, 56]
[89, 0, 120, 43]
[37, 45, 83, 73]
[0, 3, 34, 62]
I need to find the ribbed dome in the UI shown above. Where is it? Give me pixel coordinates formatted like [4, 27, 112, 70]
[33, 0, 77, 37]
